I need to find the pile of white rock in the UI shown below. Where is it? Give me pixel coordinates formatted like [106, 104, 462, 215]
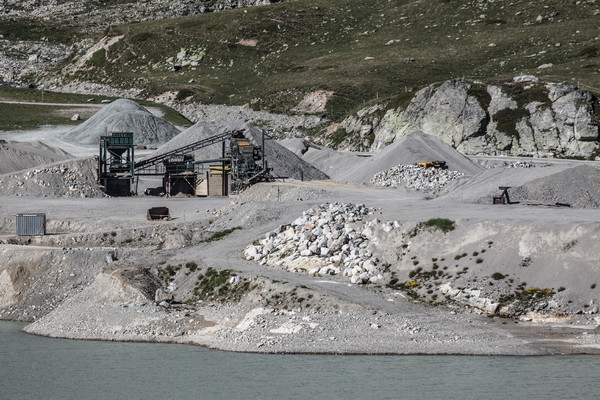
[370, 164, 464, 191]
[506, 161, 535, 168]
[244, 203, 399, 284]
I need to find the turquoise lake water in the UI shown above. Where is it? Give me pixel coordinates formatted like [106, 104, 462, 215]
[1, 321, 598, 400]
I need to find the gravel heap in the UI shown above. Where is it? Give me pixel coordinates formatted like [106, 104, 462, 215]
[0, 157, 106, 198]
[370, 164, 464, 192]
[334, 131, 482, 184]
[511, 164, 600, 208]
[0, 140, 72, 175]
[62, 99, 181, 146]
[244, 203, 398, 284]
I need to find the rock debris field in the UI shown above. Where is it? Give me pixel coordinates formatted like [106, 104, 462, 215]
[0, 157, 105, 198]
[370, 164, 465, 192]
[245, 203, 397, 284]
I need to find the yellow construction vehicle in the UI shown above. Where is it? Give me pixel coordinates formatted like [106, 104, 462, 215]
[417, 161, 447, 169]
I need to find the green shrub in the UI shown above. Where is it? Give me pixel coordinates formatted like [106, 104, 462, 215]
[200, 227, 241, 243]
[492, 272, 505, 280]
[186, 262, 198, 272]
[423, 218, 455, 233]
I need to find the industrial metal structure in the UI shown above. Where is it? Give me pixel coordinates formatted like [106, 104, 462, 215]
[98, 132, 135, 196]
[98, 129, 272, 197]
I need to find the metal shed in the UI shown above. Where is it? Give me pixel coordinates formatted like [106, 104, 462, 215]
[16, 213, 46, 236]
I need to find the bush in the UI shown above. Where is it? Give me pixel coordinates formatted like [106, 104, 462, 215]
[423, 218, 455, 233]
[186, 262, 198, 272]
[492, 272, 505, 280]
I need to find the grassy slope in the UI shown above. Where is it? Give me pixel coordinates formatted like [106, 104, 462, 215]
[0, 87, 192, 131]
[1, 0, 599, 122]
[65, 0, 600, 117]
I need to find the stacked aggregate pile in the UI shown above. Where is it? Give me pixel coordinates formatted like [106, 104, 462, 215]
[333, 131, 482, 184]
[62, 99, 181, 146]
[0, 157, 106, 198]
[440, 164, 572, 204]
[370, 164, 464, 192]
[244, 203, 399, 284]
[149, 121, 327, 181]
[511, 165, 600, 208]
[277, 137, 363, 179]
[0, 140, 72, 174]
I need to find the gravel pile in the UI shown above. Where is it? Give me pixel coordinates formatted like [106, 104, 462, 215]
[370, 164, 464, 192]
[511, 165, 600, 208]
[334, 131, 483, 184]
[244, 203, 398, 284]
[62, 99, 181, 146]
[0, 140, 72, 175]
[0, 157, 106, 198]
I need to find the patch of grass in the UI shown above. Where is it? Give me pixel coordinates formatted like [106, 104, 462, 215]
[18, 0, 594, 119]
[200, 227, 241, 243]
[192, 267, 252, 302]
[467, 83, 492, 110]
[423, 218, 455, 233]
[0, 86, 191, 130]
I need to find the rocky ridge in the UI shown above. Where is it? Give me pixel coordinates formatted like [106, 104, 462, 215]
[330, 77, 600, 159]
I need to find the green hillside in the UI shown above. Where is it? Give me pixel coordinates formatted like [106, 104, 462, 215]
[2, 0, 599, 120]
[64, 0, 600, 116]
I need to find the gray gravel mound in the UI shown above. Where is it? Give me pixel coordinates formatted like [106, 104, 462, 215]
[0, 140, 72, 174]
[0, 157, 106, 198]
[441, 164, 574, 204]
[511, 165, 600, 208]
[62, 99, 181, 146]
[336, 131, 483, 184]
[149, 121, 328, 181]
[300, 145, 363, 182]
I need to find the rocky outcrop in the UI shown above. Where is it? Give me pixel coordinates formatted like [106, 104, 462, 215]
[330, 77, 600, 159]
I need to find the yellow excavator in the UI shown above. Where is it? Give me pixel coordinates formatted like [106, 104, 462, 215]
[417, 161, 447, 169]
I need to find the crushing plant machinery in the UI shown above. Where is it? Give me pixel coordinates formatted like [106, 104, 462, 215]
[97, 130, 272, 196]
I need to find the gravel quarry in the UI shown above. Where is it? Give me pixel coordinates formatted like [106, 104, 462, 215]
[1, 102, 600, 355]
